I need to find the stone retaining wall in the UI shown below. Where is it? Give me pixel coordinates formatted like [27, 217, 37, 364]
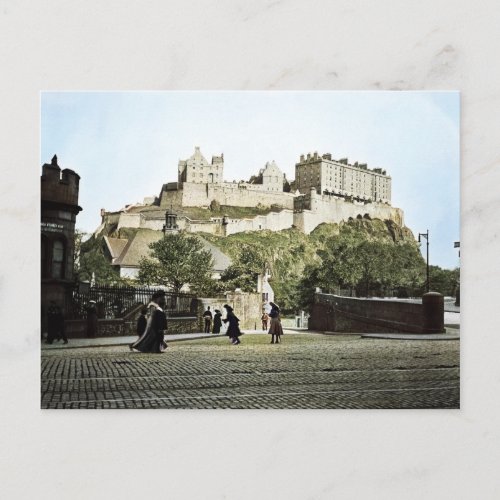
[197, 291, 261, 331]
[309, 293, 444, 334]
[64, 315, 200, 338]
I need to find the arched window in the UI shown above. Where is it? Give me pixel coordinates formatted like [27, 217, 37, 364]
[52, 239, 65, 279]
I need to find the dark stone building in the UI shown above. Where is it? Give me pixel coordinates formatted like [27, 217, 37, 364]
[41, 155, 82, 333]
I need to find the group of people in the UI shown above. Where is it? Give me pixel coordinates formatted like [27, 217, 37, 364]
[130, 293, 284, 353]
[202, 304, 243, 344]
[203, 306, 222, 334]
[203, 302, 283, 344]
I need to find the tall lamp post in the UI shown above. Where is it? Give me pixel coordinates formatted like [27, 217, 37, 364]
[454, 241, 460, 306]
[418, 230, 430, 293]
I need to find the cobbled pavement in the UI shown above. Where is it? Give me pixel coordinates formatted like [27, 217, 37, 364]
[41, 334, 460, 409]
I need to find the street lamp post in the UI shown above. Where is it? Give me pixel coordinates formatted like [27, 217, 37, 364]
[418, 230, 430, 293]
[454, 241, 460, 306]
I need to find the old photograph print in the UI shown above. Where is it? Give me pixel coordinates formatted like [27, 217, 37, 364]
[41, 91, 460, 409]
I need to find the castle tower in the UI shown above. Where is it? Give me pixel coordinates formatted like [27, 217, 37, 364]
[178, 146, 224, 184]
[41, 155, 82, 333]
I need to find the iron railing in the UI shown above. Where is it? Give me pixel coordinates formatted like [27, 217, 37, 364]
[68, 284, 196, 319]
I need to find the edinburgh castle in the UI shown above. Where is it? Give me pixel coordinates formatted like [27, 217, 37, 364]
[98, 146, 403, 239]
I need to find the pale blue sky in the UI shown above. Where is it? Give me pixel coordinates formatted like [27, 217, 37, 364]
[41, 91, 460, 269]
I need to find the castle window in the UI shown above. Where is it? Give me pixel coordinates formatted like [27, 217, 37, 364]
[51, 239, 65, 279]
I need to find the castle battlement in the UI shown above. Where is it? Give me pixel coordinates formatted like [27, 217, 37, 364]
[41, 155, 81, 209]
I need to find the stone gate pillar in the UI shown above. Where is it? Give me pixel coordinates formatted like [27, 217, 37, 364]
[422, 292, 445, 333]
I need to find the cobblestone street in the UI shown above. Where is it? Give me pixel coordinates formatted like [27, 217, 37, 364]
[41, 334, 460, 409]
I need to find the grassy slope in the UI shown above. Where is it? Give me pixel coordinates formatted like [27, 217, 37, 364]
[200, 218, 417, 294]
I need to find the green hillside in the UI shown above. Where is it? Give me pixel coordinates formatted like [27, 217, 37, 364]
[201, 218, 424, 312]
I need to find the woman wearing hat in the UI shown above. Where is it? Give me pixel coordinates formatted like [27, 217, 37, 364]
[130, 290, 168, 353]
[223, 304, 242, 345]
[86, 300, 98, 338]
[268, 302, 283, 344]
[212, 309, 222, 334]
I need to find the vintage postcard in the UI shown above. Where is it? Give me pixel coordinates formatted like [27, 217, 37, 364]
[41, 91, 459, 409]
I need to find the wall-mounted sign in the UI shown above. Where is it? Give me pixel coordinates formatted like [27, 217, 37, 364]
[41, 222, 64, 232]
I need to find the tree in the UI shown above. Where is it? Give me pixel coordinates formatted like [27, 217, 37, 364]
[76, 232, 125, 285]
[390, 241, 426, 297]
[316, 233, 363, 294]
[356, 240, 392, 297]
[295, 263, 322, 312]
[138, 232, 216, 293]
[220, 243, 266, 292]
[426, 265, 460, 297]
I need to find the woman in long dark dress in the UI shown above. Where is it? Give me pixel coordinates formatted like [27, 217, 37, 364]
[268, 301, 283, 344]
[130, 291, 168, 353]
[212, 309, 222, 334]
[86, 300, 98, 338]
[223, 304, 242, 345]
[136, 306, 148, 336]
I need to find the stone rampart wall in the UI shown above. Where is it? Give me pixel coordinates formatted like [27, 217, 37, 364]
[117, 213, 142, 230]
[309, 293, 444, 334]
[178, 182, 296, 209]
[110, 184, 405, 237]
[226, 210, 294, 235]
[293, 192, 403, 234]
[159, 187, 183, 208]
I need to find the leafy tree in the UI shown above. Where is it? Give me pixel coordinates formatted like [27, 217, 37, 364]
[426, 265, 460, 296]
[138, 232, 216, 293]
[76, 232, 125, 285]
[390, 241, 426, 296]
[299, 225, 426, 299]
[295, 263, 322, 312]
[220, 243, 266, 292]
[316, 233, 363, 294]
[355, 240, 392, 296]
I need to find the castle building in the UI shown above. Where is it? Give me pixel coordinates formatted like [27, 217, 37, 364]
[178, 146, 224, 184]
[257, 160, 285, 192]
[97, 147, 403, 248]
[41, 155, 82, 330]
[295, 152, 391, 203]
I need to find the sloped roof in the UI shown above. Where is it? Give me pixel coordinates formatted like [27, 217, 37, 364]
[196, 235, 232, 272]
[115, 229, 163, 267]
[186, 146, 209, 167]
[103, 236, 129, 263]
[112, 229, 232, 272]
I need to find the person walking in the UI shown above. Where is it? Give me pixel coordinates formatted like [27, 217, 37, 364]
[212, 309, 222, 334]
[130, 291, 168, 353]
[55, 305, 68, 344]
[203, 306, 213, 333]
[136, 306, 148, 336]
[268, 301, 283, 344]
[261, 311, 269, 331]
[45, 301, 67, 344]
[86, 300, 98, 338]
[223, 304, 242, 345]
